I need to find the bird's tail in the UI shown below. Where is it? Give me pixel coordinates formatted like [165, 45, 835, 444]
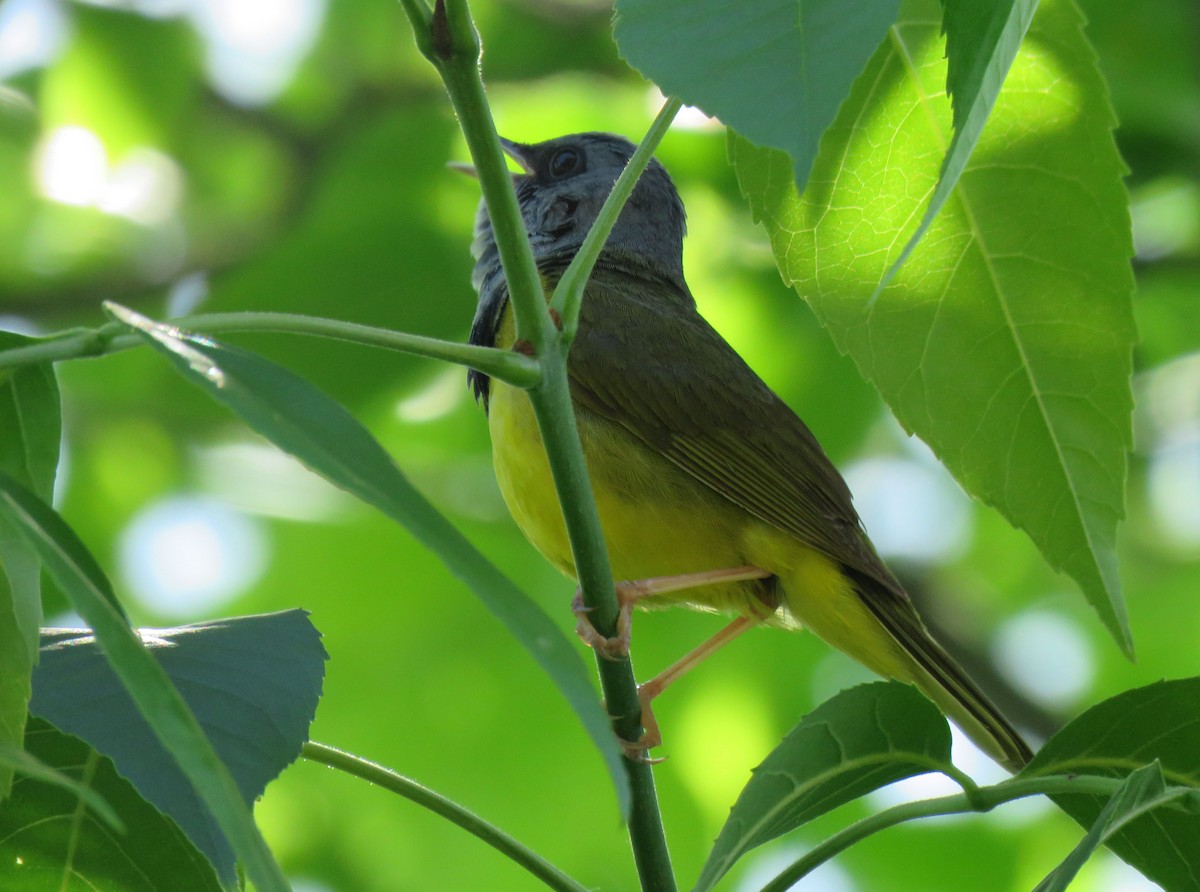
[859, 589, 1034, 772]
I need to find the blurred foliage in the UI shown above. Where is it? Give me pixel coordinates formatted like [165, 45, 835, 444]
[0, 0, 1197, 889]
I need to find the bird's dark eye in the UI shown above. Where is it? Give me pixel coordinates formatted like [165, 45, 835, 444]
[547, 147, 582, 179]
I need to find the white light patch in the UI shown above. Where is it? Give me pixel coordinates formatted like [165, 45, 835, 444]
[844, 455, 972, 562]
[868, 724, 1011, 815]
[646, 87, 720, 131]
[0, 0, 66, 79]
[35, 126, 108, 206]
[189, 0, 326, 106]
[1093, 853, 1166, 892]
[734, 842, 856, 892]
[1148, 435, 1200, 549]
[992, 609, 1094, 711]
[97, 147, 184, 224]
[119, 496, 267, 618]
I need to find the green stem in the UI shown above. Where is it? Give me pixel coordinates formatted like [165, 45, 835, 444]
[431, 0, 552, 353]
[405, 2, 678, 889]
[301, 742, 588, 892]
[551, 96, 683, 339]
[758, 774, 1134, 892]
[0, 311, 541, 388]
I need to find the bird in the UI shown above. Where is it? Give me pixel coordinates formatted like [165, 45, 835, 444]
[464, 131, 1033, 771]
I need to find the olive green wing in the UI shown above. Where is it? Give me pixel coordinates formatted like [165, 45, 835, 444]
[568, 268, 894, 591]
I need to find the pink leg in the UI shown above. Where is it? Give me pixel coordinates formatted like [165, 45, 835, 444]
[624, 615, 759, 761]
[573, 565, 771, 660]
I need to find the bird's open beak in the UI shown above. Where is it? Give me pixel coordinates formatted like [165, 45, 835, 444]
[448, 137, 533, 179]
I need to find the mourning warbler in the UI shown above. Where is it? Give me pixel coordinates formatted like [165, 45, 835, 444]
[466, 132, 1033, 771]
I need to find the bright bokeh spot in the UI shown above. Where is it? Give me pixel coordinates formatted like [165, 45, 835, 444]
[189, 0, 326, 106]
[734, 843, 856, 892]
[844, 450, 972, 563]
[35, 125, 108, 206]
[97, 147, 184, 224]
[119, 495, 268, 618]
[0, 0, 66, 79]
[993, 609, 1095, 711]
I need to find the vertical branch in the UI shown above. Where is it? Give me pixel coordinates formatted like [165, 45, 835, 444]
[400, 1, 678, 889]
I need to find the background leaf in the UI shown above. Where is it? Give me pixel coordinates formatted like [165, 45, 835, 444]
[0, 718, 221, 892]
[29, 610, 325, 886]
[0, 331, 61, 799]
[1023, 678, 1200, 889]
[730, 0, 1136, 651]
[694, 682, 952, 891]
[0, 472, 289, 891]
[613, 0, 901, 189]
[106, 305, 630, 816]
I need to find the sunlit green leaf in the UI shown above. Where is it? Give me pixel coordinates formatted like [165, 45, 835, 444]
[694, 682, 952, 891]
[0, 719, 221, 892]
[730, 0, 1135, 651]
[876, 0, 1039, 294]
[104, 303, 630, 817]
[614, 0, 900, 190]
[30, 611, 325, 886]
[1023, 678, 1200, 888]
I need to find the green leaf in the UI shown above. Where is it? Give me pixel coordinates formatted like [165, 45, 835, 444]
[30, 611, 325, 887]
[0, 737, 121, 832]
[694, 682, 952, 892]
[1023, 678, 1200, 889]
[0, 472, 289, 892]
[104, 303, 630, 816]
[875, 0, 1039, 296]
[1034, 763, 1199, 892]
[730, 0, 1135, 652]
[0, 718, 222, 892]
[0, 330, 61, 799]
[612, 0, 901, 190]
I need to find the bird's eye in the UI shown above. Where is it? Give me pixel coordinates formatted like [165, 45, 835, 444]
[547, 147, 582, 179]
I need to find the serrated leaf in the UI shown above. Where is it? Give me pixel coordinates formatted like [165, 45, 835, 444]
[0, 330, 61, 799]
[730, 0, 1135, 651]
[613, 0, 900, 190]
[0, 472, 288, 891]
[0, 719, 221, 892]
[1023, 678, 1200, 889]
[103, 303, 630, 816]
[30, 610, 325, 886]
[694, 682, 952, 892]
[1034, 762, 1196, 892]
[875, 0, 1039, 295]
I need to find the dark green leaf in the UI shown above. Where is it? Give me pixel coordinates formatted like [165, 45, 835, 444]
[0, 718, 221, 892]
[730, 0, 1135, 652]
[1024, 678, 1200, 889]
[0, 330, 61, 799]
[613, 0, 900, 190]
[105, 303, 630, 816]
[1034, 763, 1197, 892]
[0, 472, 288, 891]
[694, 682, 953, 891]
[30, 610, 325, 886]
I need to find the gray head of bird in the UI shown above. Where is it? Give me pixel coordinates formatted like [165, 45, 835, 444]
[468, 132, 688, 291]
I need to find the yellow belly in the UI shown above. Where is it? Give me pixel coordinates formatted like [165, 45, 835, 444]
[486, 308, 915, 680]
